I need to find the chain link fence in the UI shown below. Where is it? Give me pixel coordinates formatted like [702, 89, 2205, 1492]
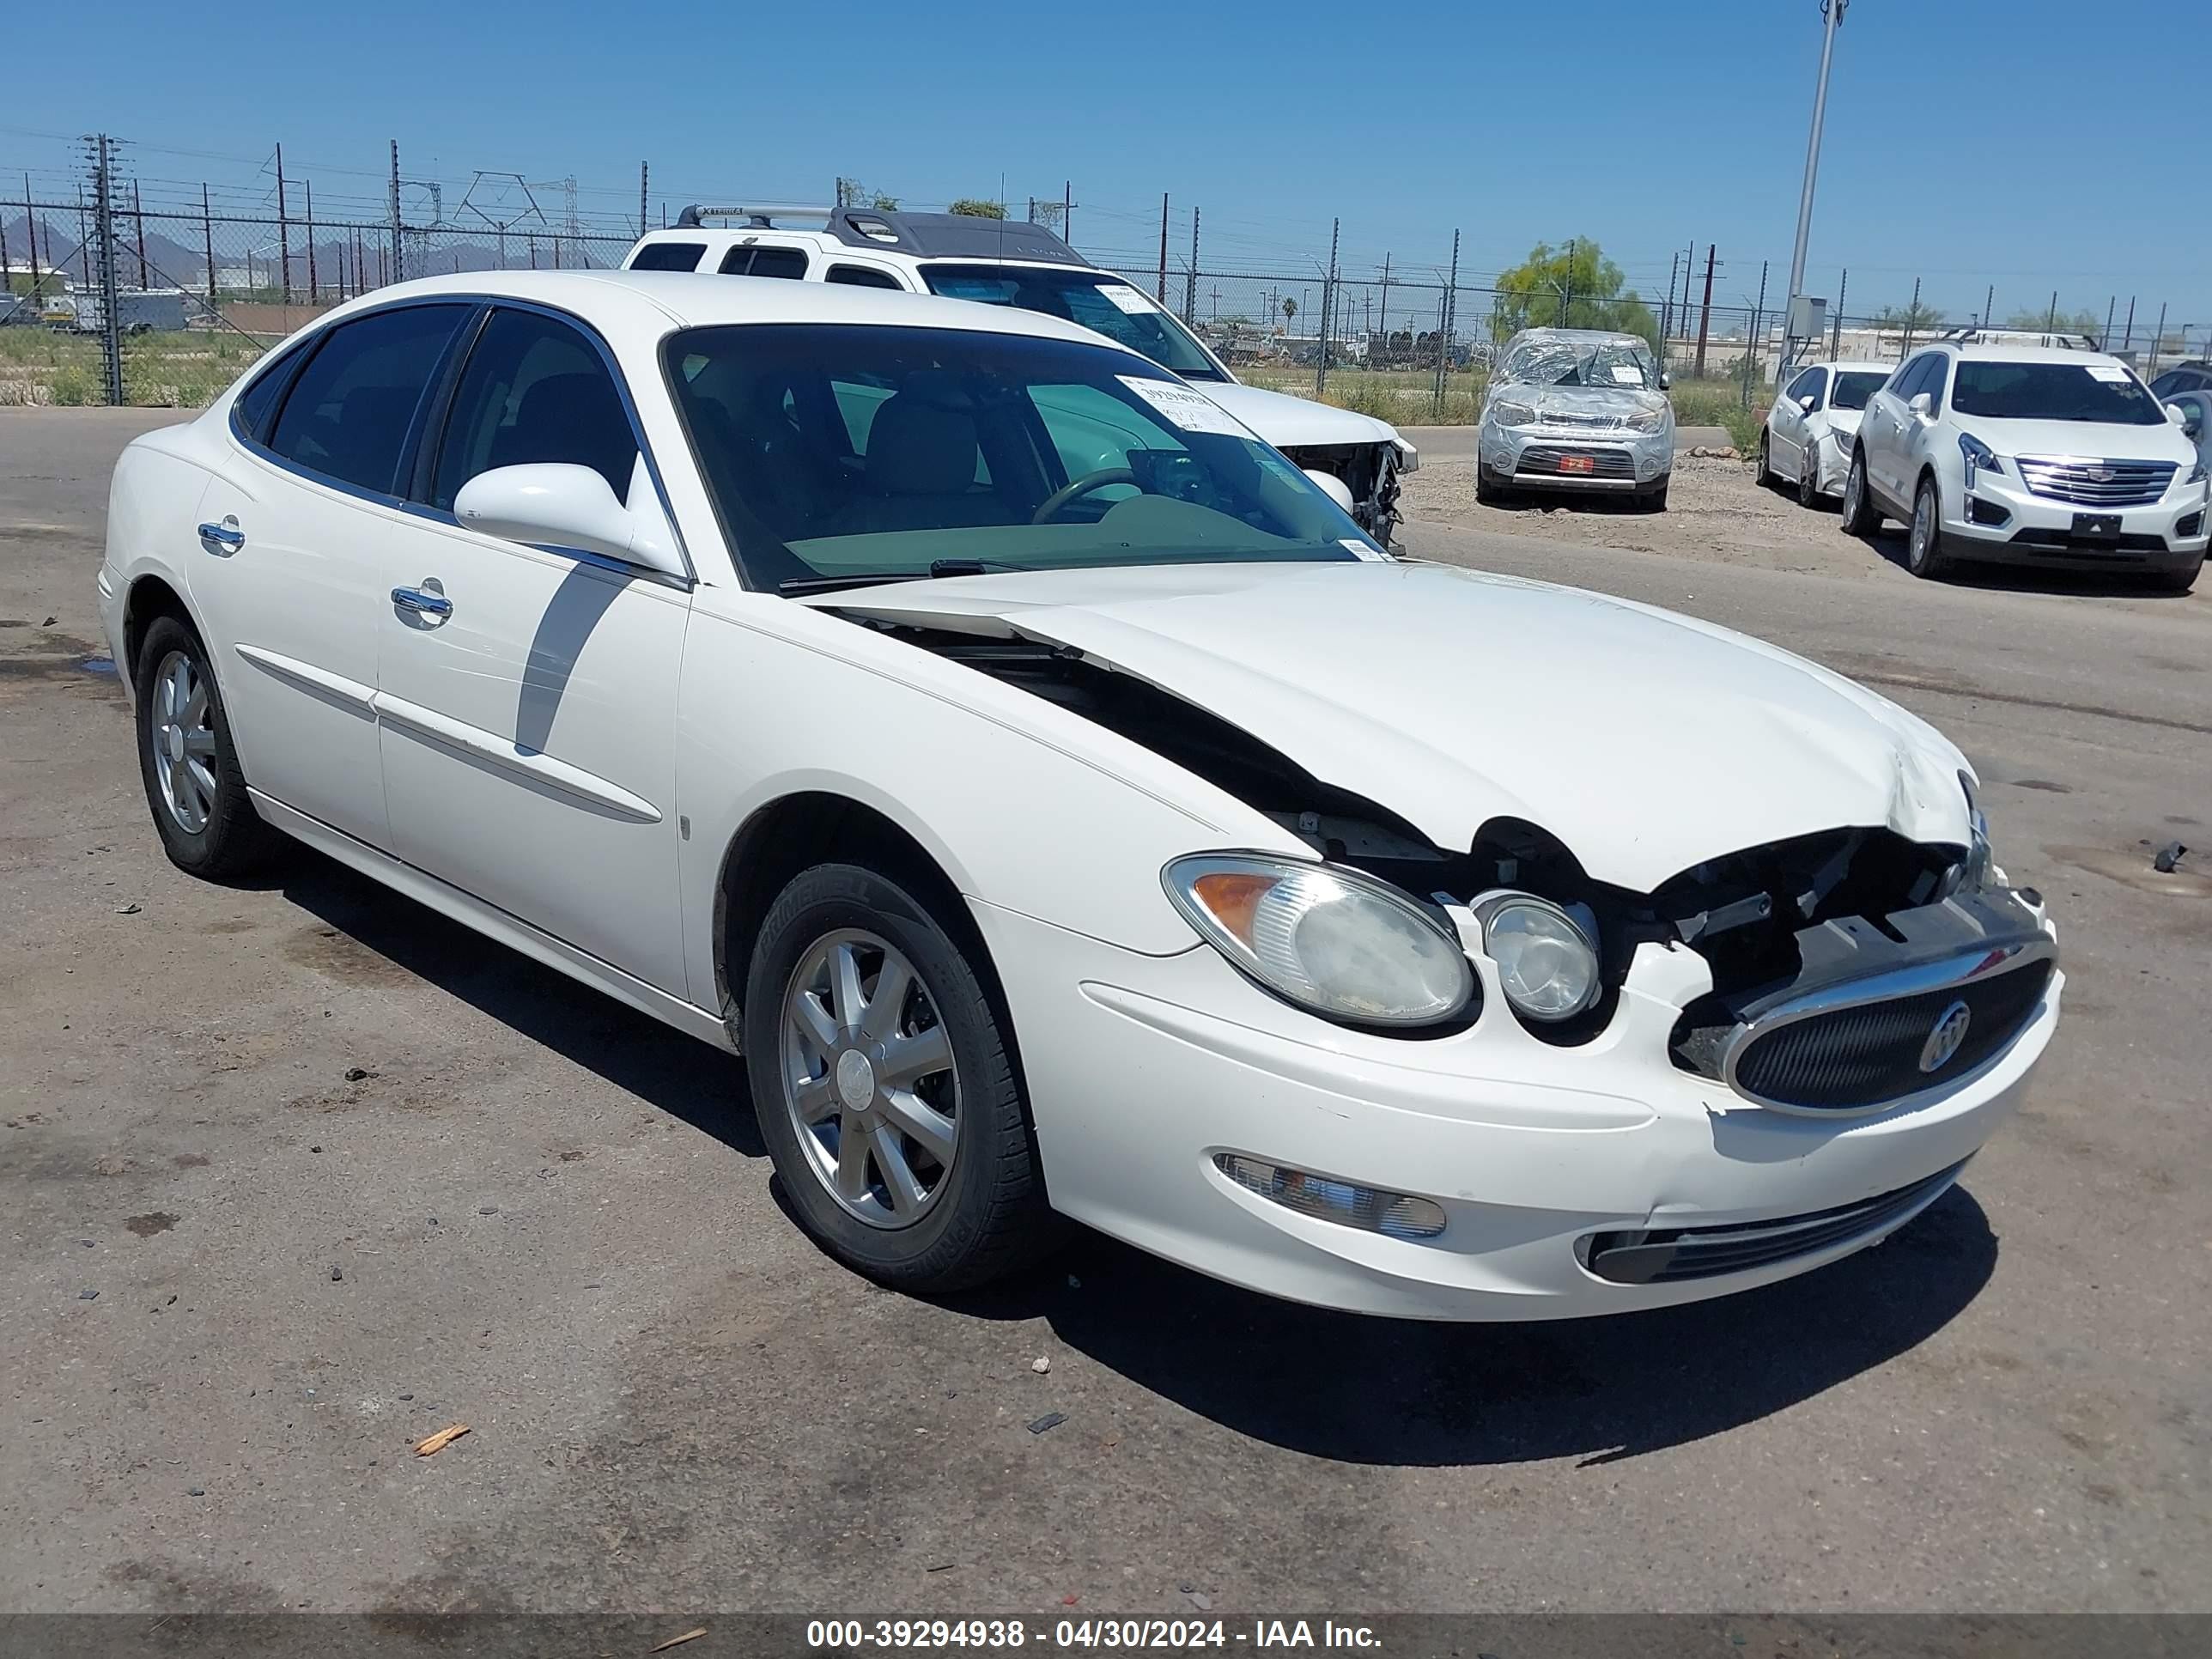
[7, 139, 2208, 422]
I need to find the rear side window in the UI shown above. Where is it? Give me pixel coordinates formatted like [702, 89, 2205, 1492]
[630, 241, 705, 272]
[826, 264, 902, 289]
[717, 245, 810, 279]
[234, 343, 306, 439]
[428, 307, 640, 511]
[264, 305, 470, 494]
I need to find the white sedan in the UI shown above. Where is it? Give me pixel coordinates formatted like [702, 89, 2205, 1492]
[100, 272, 2061, 1320]
[1757, 360, 1893, 506]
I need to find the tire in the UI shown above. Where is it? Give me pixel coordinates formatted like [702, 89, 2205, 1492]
[1640, 477, 1670, 513]
[1905, 473, 1956, 580]
[1475, 467, 1511, 507]
[133, 613, 283, 879]
[1755, 431, 1774, 487]
[1798, 450, 1822, 509]
[1839, 448, 1881, 538]
[743, 861, 1056, 1294]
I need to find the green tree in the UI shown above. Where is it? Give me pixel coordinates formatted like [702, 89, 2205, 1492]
[947, 198, 1006, 219]
[836, 178, 900, 210]
[2005, 305, 2101, 337]
[1873, 299, 1948, 348]
[1281, 297, 1297, 330]
[1491, 240, 1658, 349]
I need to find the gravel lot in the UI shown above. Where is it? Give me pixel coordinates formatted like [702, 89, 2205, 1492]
[3, 409, 2208, 1620]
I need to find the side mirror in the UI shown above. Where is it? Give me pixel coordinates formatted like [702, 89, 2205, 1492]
[453, 459, 687, 580]
[2181, 406, 2204, 440]
[1798, 393, 1818, 411]
[1907, 392, 1933, 419]
[1658, 372, 1673, 391]
[2164, 401, 2190, 428]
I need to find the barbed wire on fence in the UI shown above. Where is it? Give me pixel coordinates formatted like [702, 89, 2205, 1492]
[5, 136, 2206, 411]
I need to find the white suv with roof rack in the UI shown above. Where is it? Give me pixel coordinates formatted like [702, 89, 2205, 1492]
[623, 205, 1419, 544]
[1841, 341, 2209, 592]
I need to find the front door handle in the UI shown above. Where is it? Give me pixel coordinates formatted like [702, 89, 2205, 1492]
[197, 518, 244, 552]
[391, 580, 453, 623]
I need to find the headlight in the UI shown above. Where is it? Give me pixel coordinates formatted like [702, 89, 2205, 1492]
[1164, 854, 1474, 1027]
[1492, 400, 1540, 428]
[1941, 772, 1995, 896]
[1958, 431, 2003, 489]
[2188, 458, 2208, 485]
[1626, 406, 1667, 433]
[1471, 892, 1600, 1021]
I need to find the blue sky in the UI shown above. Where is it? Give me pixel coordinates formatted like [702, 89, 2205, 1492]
[6, 0, 2208, 329]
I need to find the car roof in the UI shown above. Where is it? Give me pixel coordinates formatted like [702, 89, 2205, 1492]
[1939, 341, 2128, 366]
[302, 268, 1134, 356]
[1813, 360, 1892, 374]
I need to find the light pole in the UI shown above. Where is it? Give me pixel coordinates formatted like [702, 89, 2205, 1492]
[1781, 0, 1846, 384]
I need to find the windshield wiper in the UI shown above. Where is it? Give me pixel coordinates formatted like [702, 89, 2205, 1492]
[777, 558, 1039, 596]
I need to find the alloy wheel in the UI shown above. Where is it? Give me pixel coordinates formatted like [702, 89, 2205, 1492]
[1910, 487, 1936, 569]
[779, 928, 959, 1229]
[149, 649, 218, 835]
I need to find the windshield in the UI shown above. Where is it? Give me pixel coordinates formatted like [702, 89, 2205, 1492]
[1500, 337, 1659, 391]
[918, 264, 1227, 382]
[1830, 371, 1887, 411]
[664, 324, 1368, 592]
[1951, 362, 2164, 424]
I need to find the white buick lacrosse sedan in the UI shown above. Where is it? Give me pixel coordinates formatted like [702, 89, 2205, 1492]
[100, 271, 2059, 1319]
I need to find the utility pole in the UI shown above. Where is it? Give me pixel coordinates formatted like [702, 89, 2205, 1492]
[275, 143, 291, 305]
[639, 161, 649, 237]
[129, 179, 147, 289]
[1779, 0, 1846, 388]
[203, 184, 216, 312]
[1184, 207, 1199, 324]
[389, 140, 404, 284]
[1694, 244, 1717, 379]
[1156, 193, 1169, 303]
[306, 180, 319, 304]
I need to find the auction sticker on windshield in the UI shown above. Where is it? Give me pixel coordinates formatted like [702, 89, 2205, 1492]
[1119, 375, 1249, 435]
[2085, 363, 2129, 382]
[1097, 284, 1156, 315]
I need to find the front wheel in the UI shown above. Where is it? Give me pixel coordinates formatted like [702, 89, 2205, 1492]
[2153, 556, 2203, 594]
[1798, 447, 1823, 508]
[133, 614, 282, 879]
[1839, 449, 1881, 538]
[743, 862, 1057, 1293]
[1905, 474, 1956, 579]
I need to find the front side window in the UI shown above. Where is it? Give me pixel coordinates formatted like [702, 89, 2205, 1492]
[1829, 370, 1888, 410]
[1785, 367, 1826, 405]
[917, 264, 1226, 382]
[630, 242, 705, 272]
[665, 323, 1364, 592]
[1952, 361, 2166, 424]
[428, 307, 639, 511]
[1890, 354, 1936, 404]
[264, 304, 471, 493]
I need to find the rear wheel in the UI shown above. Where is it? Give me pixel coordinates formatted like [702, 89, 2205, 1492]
[743, 862, 1056, 1294]
[133, 614, 282, 879]
[1755, 431, 1774, 487]
[1839, 448, 1880, 538]
[1905, 474, 1956, 579]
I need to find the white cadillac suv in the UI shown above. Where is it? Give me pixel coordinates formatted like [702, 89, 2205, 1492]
[1841, 342, 2209, 590]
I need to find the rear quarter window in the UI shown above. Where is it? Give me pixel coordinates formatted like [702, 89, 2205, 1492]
[630, 242, 705, 272]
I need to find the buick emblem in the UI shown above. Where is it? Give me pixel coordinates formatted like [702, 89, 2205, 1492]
[1918, 1000, 1972, 1073]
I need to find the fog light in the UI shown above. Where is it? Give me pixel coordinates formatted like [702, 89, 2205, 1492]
[1214, 1154, 1446, 1239]
[1967, 495, 2010, 527]
[2179, 511, 2204, 539]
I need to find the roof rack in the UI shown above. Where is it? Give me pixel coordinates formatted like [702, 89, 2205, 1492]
[673, 204, 836, 228]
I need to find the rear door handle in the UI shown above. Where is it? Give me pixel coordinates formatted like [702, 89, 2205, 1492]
[391, 583, 453, 622]
[197, 518, 244, 552]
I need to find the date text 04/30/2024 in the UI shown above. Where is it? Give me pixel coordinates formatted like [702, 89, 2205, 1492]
[805, 1620, 1382, 1649]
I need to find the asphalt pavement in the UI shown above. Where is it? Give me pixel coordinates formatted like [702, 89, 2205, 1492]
[2, 409, 2206, 1618]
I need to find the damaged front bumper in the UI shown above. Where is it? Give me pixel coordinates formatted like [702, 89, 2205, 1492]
[971, 890, 2057, 1322]
[1481, 420, 1674, 492]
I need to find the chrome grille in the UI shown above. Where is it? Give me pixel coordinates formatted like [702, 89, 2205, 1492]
[1726, 949, 2054, 1113]
[2014, 455, 2175, 507]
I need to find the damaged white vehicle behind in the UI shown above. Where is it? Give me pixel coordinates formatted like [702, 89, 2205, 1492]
[103, 272, 2058, 1321]
[1479, 326, 1675, 509]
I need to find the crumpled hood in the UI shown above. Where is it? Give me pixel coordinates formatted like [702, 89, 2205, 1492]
[813, 561, 1972, 890]
[1491, 383, 1671, 426]
[1200, 380, 1407, 453]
